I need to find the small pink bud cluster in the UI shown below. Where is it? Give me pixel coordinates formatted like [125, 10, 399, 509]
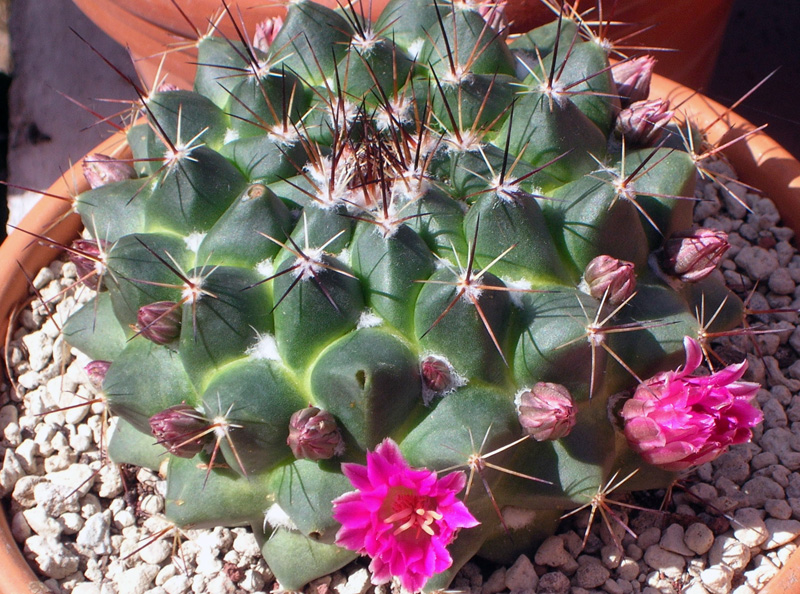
[660, 228, 730, 283]
[82, 153, 136, 189]
[477, 0, 509, 39]
[287, 406, 344, 460]
[615, 99, 674, 147]
[149, 404, 211, 458]
[253, 16, 284, 53]
[84, 360, 111, 389]
[69, 239, 109, 289]
[421, 355, 454, 393]
[582, 255, 636, 306]
[516, 383, 577, 441]
[136, 301, 182, 345]
[611, 56, 655, 107]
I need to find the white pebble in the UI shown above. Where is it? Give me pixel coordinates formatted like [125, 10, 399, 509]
[684, 523, 714, 555]
[505, 554, 537, 590]
[0, 448, 24, 496]
[11, 510, 32, 542]
[115, 565, 161, 594]
[708, 536, 751, 572]
[139, 537, 173, 565]
[232, 531, 261, 558]
[162, 575, 191, 594]
[24, 534, 80, 579]
[660, 524, 694, 556]
[700, 565, 734, 594]
[762, 518, 800, 549]
[733, 508, 768, 547]
[335, 568, 370, 594]
[34, 481, 81, 515]
[240, 569, 265, 592]
[22, 331, 53, 372]
[22, 506, 64, 538]
[77, 511, 113, 556]
[574, 560, 609, 589]
[535, 535, 572, 567]
[643, 545, 686, 579]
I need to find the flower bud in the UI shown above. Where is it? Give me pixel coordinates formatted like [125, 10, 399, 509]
[421, 355, 453, 393]
[149, 404, 210, 458]
[660, 228, 730, 283]
[582, 255, 636, 306]
[611, 56, 656, 107]
[615, 99, 674, 147]
[82, 153, 137, 189]
[157, 82, 180, 93]
[477, 0, 509, 39]
[84, 360, 111, 388]
[137, 301, 182, 345]
[516, 383, 576, 441]
[69, 239, 109, 287]
[287, 406, 344, 460]
[253, 16, 283, 52]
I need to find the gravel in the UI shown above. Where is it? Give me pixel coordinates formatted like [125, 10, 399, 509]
[3, 154, 800, 594]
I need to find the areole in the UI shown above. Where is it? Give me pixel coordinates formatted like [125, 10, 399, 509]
[1, 73, 800, 593]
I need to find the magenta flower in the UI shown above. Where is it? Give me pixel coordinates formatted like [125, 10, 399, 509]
[621, 337, 762, 471]
[332, 439, 479, 592]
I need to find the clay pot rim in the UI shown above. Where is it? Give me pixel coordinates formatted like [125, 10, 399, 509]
[1, 72, 799, 594]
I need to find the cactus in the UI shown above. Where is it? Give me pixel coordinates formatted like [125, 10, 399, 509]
[62, 1, 762, 591]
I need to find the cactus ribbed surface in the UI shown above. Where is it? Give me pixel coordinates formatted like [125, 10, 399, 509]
[63, 1, 760, 590]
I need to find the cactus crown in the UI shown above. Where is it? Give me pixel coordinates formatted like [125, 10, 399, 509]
[63, 1, 759, 590]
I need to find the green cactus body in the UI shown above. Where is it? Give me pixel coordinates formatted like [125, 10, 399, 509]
[66, 1, 749, 591]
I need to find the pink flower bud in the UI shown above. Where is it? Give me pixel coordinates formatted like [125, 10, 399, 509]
[621, 337, 761, 470]
[69, 239, 109, 287]
[137, 301, 182, 345]
[611, 56, 656, 107]
[82, 153, 137, 189]
[660, 228, 730, 283]
[516, 383, 577, 441]
[253, 16, 283, 53]
[149, 404, 210, 458]
[84, 360, 112, 388]
[615, 99, 674, 147]
[477, 0, 509, 39]
[157, 82, 180, 93]
[287, 407, 344, 460]
[421, 355, 453, 393]
[582, 255, 636, 306]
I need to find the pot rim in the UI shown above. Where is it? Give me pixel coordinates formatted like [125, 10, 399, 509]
[1, 73, 799, 594]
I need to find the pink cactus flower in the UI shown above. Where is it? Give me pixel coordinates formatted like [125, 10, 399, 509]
[332, 439, 479, 592]
[621, 337, 762, 471]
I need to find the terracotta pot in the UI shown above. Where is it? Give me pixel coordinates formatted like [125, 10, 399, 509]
[1, 72, 799, 593]
[72, 0, 732, 90]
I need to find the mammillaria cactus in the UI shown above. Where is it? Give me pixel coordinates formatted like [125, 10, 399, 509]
[59, 0, 762, 590]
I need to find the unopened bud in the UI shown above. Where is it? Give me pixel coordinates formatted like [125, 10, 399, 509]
[615, 99, 674, 147]
[69, 239, 109, 288]
[149, 404, 210, 458]
[611, 56, 656, 107]
[660, 228, 730, 283]
[137, 301, 182, 345]
[421, 355, 453, 393]
[253, 16, 284, 52]
[287, 406, 344, 460]
[157, 82, 180, 93]
[82, 153, 137, 189]
[477, 0, 509, 39]
[516, 383, 576, 441]
[582, 255, 636, 306]
[84, 360, 111, 388]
